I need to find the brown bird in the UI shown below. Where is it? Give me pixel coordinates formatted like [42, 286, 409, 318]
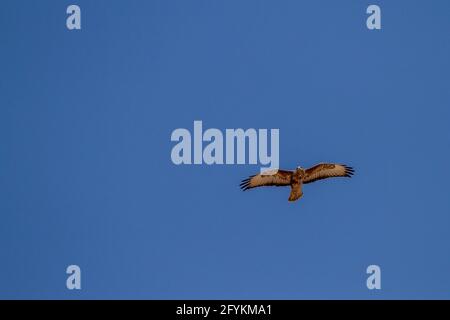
[240, 163, 354, 202]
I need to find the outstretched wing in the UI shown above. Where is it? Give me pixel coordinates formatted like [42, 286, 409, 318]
[240, 169, 293, 191]
[303, 163, 354, 184]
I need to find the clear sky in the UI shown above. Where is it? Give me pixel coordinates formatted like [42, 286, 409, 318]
[1, 0, 450, 299]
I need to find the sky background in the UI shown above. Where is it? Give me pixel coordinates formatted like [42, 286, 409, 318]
[1, 0, 450, 299]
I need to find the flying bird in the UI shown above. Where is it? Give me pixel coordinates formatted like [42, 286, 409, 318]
[240, 163, 354, 202]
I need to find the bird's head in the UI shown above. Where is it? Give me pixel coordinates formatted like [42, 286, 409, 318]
[295, 166, 306, 176]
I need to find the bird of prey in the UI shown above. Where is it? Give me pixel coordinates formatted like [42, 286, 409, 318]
[240, 163, 354, 202]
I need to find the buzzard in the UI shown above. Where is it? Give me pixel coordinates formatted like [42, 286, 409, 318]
[240, 163, 354, 202]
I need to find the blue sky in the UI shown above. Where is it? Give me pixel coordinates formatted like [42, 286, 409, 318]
[1, 0, 450, 299]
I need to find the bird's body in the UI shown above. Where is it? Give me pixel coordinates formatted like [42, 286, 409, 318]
[240, 163, 354, 202]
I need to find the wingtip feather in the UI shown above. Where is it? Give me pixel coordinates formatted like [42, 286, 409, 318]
[239, 174, 257, 190]
[343, 165, 355, 177]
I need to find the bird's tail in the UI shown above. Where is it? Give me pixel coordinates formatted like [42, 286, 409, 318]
[288, 183, 303, 202]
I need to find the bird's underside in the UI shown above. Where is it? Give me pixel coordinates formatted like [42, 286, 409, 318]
[240, 163, 354, 202]
[288, 182, 303, 202]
